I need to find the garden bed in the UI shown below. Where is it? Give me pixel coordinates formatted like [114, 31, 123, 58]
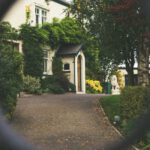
[99, 94, 150, 150]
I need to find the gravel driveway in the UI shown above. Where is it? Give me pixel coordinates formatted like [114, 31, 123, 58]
[11, 93, 128, 150]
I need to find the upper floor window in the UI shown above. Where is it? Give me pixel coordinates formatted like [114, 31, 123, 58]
[35, 7, 47, 25]
[35, 8, 40, 25]
[42, 10, 47, 24]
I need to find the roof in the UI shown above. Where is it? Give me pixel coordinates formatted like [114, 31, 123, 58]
[57, 44, 82, 56]
[52, 0, 71, 7]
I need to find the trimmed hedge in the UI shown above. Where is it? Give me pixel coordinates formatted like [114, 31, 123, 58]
[120, 86, 150, 121]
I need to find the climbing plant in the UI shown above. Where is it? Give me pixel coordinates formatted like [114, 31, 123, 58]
[20, 24, 49, 78]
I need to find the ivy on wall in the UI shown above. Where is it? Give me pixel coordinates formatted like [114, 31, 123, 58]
[20, 24, 49, 78]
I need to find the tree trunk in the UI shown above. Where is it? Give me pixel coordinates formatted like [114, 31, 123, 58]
[126, 61, 135, 86]
[138, 37, 149, 86]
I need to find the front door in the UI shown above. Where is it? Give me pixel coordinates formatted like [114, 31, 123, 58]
[77, 55, 82, 92]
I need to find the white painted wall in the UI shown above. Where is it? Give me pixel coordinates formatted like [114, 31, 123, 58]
[61, 51, 86, 93]
[49, 1, 67, 22]
[2, 0, 67, 28]
[47, 50, 56, 75]
[61, 56, 75, 84]
[2, 1, 26, 28]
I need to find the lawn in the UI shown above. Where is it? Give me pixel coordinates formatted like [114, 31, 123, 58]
[99, 95, 121, 123]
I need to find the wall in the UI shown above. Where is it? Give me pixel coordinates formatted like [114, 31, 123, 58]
[2, 0, 67, 28]
[47, 50, 56, 75]
[2, 1, 26, 28]
[49, 1, 67, 22]
[61, 56, 75, 84]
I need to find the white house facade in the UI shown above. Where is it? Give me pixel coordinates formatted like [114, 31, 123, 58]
[2, 0, 70, 28]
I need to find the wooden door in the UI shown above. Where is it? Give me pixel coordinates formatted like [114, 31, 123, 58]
[77, 55, 82, 91]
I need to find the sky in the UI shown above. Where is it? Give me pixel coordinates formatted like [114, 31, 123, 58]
[65, 0, 73, 2]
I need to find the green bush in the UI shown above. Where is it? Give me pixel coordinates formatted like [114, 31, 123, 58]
[23, 75, 41, 94]
[120, 86, 150, 121]
[41, 75, 65, 94]
[0, 44, 23, 119]
[68, 82, 76, 92]
[41, 75, 75, 94]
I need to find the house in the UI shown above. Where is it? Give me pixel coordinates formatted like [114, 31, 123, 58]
[2, 0, 86, 93]
[57, 44, 86, 93]
[2, 0, 70, 28]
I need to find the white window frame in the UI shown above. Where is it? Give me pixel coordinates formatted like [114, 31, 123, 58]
[35, 6, 48, 25]
[35, 7, 40, 25]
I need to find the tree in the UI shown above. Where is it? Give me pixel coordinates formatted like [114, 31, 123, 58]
[0, 22, 23, 118]
[71, 0, 150, 86]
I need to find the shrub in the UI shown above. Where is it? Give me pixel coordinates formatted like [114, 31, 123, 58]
[41, 75, 65, 94]
[86, 80, 103, 93]
[41, 75, 75, 94]
[0, 44, 23, 119]
[120, 86, 150, 121]
[68, 82, 76, 92]
[23, 75, 41, 94]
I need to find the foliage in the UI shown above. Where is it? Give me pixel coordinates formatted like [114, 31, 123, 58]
[68, 82, 76, 92]
[99, 87, 150, 149]
[23, 75, 41, 94]
[20, 24, 49, 78]
[71, 0, 150, 85]
[0, 22, 18, 40]
[0, 44, 23, 119]
[115, 70, 125, 90]
[86, 80, 103, 93]
[41, 74, 76, 94]
[41, 75, 65, 94]
[120, 86, 150, 121]
[52, 56, 63, 75]
[42, 17, 85, 49]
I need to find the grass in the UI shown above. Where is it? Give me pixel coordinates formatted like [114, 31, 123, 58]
[99, 95, 150, 149]
[99, 95, 121, 123]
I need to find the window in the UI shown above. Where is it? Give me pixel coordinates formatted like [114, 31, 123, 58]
[35, 8, 39, 25]
[35, 7, 47, 25]
[64, 63, 70, 71]
[43, 50, 48, 73]
[42, 10, 47, 24]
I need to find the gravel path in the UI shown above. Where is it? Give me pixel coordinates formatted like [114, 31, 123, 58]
[11, 93, 131, 150]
